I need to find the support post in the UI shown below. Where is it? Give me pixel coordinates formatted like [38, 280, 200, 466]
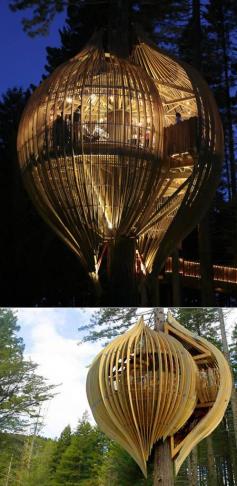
[153, 308, 174, 486]
[108, 236, 138, 305]
[153, 440, 174, 486]
[172, 248, 181, 305]
[108, 0, 130, 57]
[198, 214, 214, 305]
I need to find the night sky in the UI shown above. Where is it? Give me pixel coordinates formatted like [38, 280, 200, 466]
[0, 3, 66, 95]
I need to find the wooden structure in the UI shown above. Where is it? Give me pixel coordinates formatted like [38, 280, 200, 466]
[17, 35, 223, 277]
[86, 313, 232, 477]
[165, 257, 237, 286]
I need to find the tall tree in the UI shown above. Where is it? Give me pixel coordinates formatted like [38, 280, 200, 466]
[205, 0, 237, 198]
[0, 308, 55, 433]
[218, 309, 237, 448]
[48, 424, 72, 479]
[52, 413, 109, 486]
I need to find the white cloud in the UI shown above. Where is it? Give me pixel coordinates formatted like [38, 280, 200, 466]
[16, 308, 102, 438]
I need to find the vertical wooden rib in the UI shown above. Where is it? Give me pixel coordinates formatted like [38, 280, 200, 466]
[86, 318, 199, 476]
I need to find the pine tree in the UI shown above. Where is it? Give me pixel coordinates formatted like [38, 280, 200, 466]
[78, 307, 145, 344]
[49, 425, 72, 479]
[52, 414, 110, 485]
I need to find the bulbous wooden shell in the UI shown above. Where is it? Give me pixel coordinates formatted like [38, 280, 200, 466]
[17, 38, 223, 274]
[86, 318, 197, 476]
[131, 42, 223, 273]
[17, 45, 164, 271]
[165, 313, 232, 474]
[87, 314, 232, 478]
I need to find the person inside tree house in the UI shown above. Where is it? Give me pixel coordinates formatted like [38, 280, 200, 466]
[175, 112, 182, 124]
[73, 105, 81, 148]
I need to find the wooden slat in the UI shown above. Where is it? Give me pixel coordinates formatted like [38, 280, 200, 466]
[17, 35, 222, 275]
[87, 314, 232, 479]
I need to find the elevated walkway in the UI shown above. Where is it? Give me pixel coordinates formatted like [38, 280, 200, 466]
[165, 257, 237, 287]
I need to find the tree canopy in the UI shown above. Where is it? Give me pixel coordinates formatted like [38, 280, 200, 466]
[0, 308, 56, 433]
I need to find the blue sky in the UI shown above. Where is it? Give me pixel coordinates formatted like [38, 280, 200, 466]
[14, 307, 237, 439]
[0, 4, 66, 95]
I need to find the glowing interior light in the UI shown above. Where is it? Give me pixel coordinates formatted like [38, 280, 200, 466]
[90, 94, 97, 104]
[66, 96, 73, 103]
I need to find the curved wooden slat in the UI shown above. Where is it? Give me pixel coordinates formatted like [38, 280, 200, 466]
[166, 312, 232, 474]
[131, 41, 223, 274]
[87, 314, 232, 478]
[86, 317, 197, 477]
[17, 35, 223, 276]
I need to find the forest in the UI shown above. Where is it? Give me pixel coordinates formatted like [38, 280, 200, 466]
[0, 0, 237, 306]
[0, 307, 236, 485]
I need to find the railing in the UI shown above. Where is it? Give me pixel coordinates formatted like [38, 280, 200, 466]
[165, 257, 237, 285]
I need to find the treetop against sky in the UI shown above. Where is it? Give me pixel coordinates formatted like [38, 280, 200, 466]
[0, 3, 66, 94]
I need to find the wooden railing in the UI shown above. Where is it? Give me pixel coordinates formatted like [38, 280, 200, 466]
[165, 258, 237, 285]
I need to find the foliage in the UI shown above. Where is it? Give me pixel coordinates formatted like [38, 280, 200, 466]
[8, 0, 189, 44]
[171, 307, 222, 346]
[49, 424, 72, 479]
[9, 0, 67, 37]
[44, 0, 189, 73]
[78, 307, 141, 344]
[0, 308, 56, 433]
[230, 321, 237, 383]
[99, 441, 152, 486]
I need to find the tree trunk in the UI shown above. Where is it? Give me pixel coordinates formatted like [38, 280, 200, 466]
[147, 275, 161, 305]
[188, 447, 198, 486]
[218, 308, 237, 448]
[192, 0, 215, 307]
[219, 4, 236, 197]
[192, 0, 202, 70]
[198, 214, 214, 305]
[153, 308, 174, 486]
[5, 455, 13, 486]
[108, 0, 130, 57]
[153, 439, 174, 486]
[207, 435, 217, 486]
[225, 414, 237, 486]
[108, 236, 138, 305]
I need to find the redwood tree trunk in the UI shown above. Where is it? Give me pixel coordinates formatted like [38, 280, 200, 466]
[153, 308, 174, 486]
[188, 447, 198, 486]
[207, 435, 217, 486]
[107, 236, 138, 305]
[153, 439, 174, 486]
[218, 308, 237, 448]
